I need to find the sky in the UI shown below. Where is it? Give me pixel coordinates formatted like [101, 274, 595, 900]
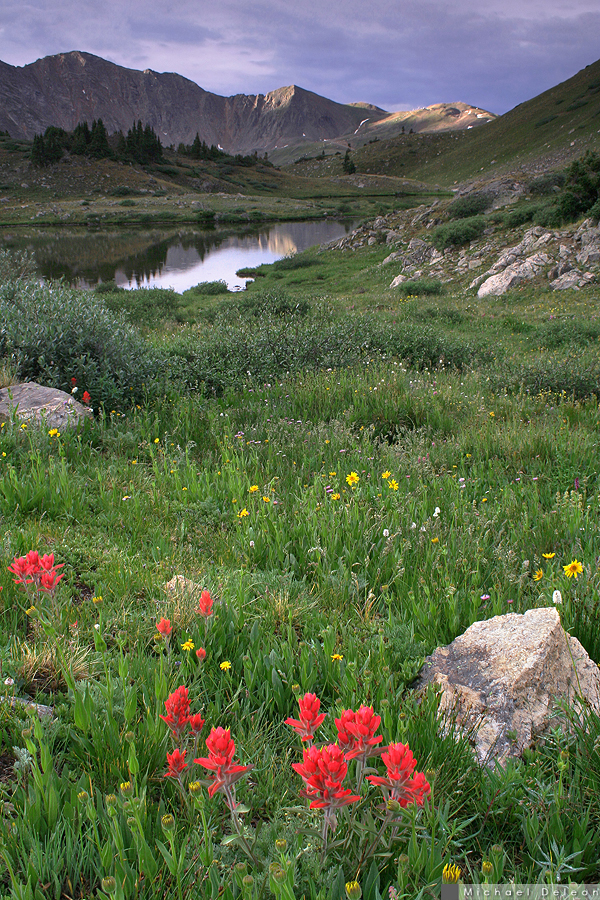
[2, 0, 599, 115]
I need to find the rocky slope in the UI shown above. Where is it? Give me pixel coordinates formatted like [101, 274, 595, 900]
[0, 51, 494, 155]
[329, 195, 600, 295]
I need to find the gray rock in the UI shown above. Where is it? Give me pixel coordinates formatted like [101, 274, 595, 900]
[477, 252, 552, 297]
[0, 383, 93, 430]
[389, 274, 408, 288]
[549, 269, 594, 290]
[381, 251, 403, 265]
[418, 607, 600, 766]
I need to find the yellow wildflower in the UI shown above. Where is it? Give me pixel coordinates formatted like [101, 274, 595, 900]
[346, 472, 359, 488]
[563, 559, 583, 579]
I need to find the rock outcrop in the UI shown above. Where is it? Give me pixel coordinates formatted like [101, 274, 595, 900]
[418, 607, 600, 766]
[0, 382, 92, 430]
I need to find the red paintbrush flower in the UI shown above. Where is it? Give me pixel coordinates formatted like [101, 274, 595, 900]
[160, 685, 191, 738]
[164, 748, 188, 778]
[285, 692, 326, 742]
[195, 726, 252, 800]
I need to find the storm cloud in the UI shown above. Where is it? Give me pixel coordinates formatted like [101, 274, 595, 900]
[1, 0, 598, 113]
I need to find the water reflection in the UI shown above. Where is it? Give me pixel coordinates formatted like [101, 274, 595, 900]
[4, 219, 358, 292]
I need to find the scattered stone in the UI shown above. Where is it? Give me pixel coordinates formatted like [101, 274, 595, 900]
[389, 274, 408, 288]
[550, 270, 594, 290]
[164, 574, 203, 599]
[418, 607, 600, 766]
[0, 383, 93, 430]
[477, 251, 552, 297]
[381, 251, 402, 265]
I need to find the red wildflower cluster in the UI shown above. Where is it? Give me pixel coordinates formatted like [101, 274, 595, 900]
[156, 617, 173, 636]
[8, 551, 64, 594]
[165, 748, 188, 778]
[292, 744, 360, 816]
[285, 692, 326, 742]
[82, 391, 91, 405]
[195, 726, 252, 803]
[366, 742, 430, 807]
[197, 589, 214, 617]
[160, 685, 204, 741]
[287, 694, 430, 837]
[335, 706, 383, 762]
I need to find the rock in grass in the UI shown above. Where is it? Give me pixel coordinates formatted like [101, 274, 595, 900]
[477, 251, 552, 297]
[0, 382, 92, 430]
[418, 607, 600, 766]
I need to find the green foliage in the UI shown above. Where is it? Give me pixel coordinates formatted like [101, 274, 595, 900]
[528, 173, 566, 195]
[398, 278, 444, 296]
[0, 279, 164, 408]
[187, 280, 230, 295]
[343, 149, 356, 175]
[490, 346, 600, 399]
[446, 192, 493, 220]
[123, 121, 163, 165]
[272, 255, 320, 272]
[431, 215, 487, 249]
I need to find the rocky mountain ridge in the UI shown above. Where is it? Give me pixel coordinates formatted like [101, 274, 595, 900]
[0, 51, 495, 155]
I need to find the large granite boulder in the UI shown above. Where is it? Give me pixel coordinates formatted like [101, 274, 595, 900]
[418, 607, 600, 766]
[477, 251, 552, 297]
[0, 382, 92, 430]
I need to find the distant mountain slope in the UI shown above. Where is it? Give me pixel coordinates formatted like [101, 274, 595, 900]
[0, 51, 494, 157]
[351, 58, 600, 185]
[0, 51, 389, 153]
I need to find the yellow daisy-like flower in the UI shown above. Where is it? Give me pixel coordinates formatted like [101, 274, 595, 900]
[331, 653, 343, 661]
[262, 495, 270, 503]
[442, 863, 461, 884]
[249, 485, 259, 493]
[431, 537, 439, 544]
[48, 428, 59, 437]
[563, 559, 583, 579]
[237, 508, 249, 518]
[542, 552, 555, 559]
[220, 660, 232, 671]
[329, 471, 336, 477]
[533, 569, 543, 582]
[181, 639, 194, 651]
[346, 472, 359, 488]
[381, 471, 391, 480]
[154, 438, 159, 444]
[388, 479, 399, 491]
[331, 493, 341, 500]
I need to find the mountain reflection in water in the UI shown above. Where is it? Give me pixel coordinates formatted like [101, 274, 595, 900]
[115, 219, 356, 291]
[14, 219, 358, 293]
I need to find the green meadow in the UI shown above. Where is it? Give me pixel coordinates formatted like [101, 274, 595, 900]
[0, 231, 599, 899]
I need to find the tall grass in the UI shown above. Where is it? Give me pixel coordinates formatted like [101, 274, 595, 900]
[0, 266, 599, 897]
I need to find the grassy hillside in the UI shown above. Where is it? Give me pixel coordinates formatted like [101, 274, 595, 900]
[289, 59, 600, 187]
[1, 231, 600, 896]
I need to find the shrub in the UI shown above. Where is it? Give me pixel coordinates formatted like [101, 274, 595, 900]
[235, 289, 311, 318]
[446, 192, 493, 220]
[397, 278, 444, 296]
[272, 255, 320, 271]
[0, 279, 164, 408]
[502, 202, 551, 228]
[431, 216, 487, 250]
[528, 173, 565, 195]
[490, 347, 600, 399]
[187, 280, 230, 295]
